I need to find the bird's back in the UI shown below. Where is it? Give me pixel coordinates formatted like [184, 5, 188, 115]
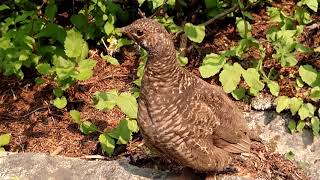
[138, 68, 251, 171]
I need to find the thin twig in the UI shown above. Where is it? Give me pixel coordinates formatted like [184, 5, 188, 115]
[20, 107, 48, 118]
[0, 107, 48, 120]
[10, 88, 16, 100]
[78, 74, 130, 85]
[101, 38, 108, 51]
[50, 146, 64, 156]
[138, 8, 146, 18]
[149, 0, 169, 18]
[202, 4, 239, 26]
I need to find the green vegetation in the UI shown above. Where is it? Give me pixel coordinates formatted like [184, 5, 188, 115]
[0, 133, 11, 151]
[0, 0, 319, 155]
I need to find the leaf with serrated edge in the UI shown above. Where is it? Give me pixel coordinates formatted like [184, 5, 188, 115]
[310, 87, 320, 101]
[0, 133, 11, 146]
[299, 65, 318, 87]
[36, 63, 51, 75]
[116, 93, 138, 119]
[93, 90, 118, 110]
[199, 53, 225, 78]
[275, 96, 290, 113]
[289, 97, 303, 115]
[80, 121, 98, 135]
[231, 87, 246, 100]
[242, 68, 264, 93]
[219, 63, 242, 93]
[311, 117, 320, 136]
[296, 120, 305, 133]
[64, 29, 88, 61]
[99, 134, 115, 156]
[184, 23, 205, 43]
[298, 103, 316, 120]
[267, 80, 280, 96]
[70, 110, 81, 124]
[53, 96, 67, 109]
[288, 120, 296, 134]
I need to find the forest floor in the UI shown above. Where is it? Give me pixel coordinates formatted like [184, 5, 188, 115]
[0, 0, 319, 179]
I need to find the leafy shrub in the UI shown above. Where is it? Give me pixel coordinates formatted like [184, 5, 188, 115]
[1, 0, 319, 155]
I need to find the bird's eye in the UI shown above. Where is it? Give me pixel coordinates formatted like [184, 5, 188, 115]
[136, 29, 144, 36]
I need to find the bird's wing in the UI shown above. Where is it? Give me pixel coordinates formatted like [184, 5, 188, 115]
[187, 82, 251, 154]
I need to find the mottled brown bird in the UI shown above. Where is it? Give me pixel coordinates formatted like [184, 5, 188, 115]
[120, 18, 252, 172]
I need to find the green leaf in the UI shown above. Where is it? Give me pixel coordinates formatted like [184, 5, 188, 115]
[298, 103, 316, 120]
[289, 97, 303, 115]
[236, 18, 252, 38]
[0, 5, 9, 11]
[219, 63, 242, 93]
[70, 110, 81, 124]
[80, 121, 98, 135]
[311, 117, 320, 136]
[231, 87, 246, 100]
[116, 93, 138, 119]
[151, 0, 165, 9]
[288, 120, 296, 134]
[74, 59, 97, 80]
[267, 7, 282, 22]
[99, 134, 115, 156]
[184, 23, 205, 43]
[45, 2, 57, 21]
[299, 65, 319, 87]
[199, 53, 225, 78]
[53, 96, 67, 109]
[71, 14, 87, 30]
[155, 17, 182, 33]
[101, 53, 119, 65]
[108, 119, 137, 144]
[78, 59, 96, 70]
[280, 54, 298, 67]
[53, 88, 63, 97]
[74, 69, 92, 80]
[295, 7, 312, 25]
[35, 77, 45, 85]
[296, 120, 305, 133]
[167, 0, 175, 6]
[242, 68, 264, 94]
[36, 63, 51, 75]
[0, 133, 11, 146]
[64, 29, 88, 61]
[275, 96, 290, 113]
[104, 14, 115, 35]
[176, 52, 188, 66]
[296, 77, 304, 88]
[37, 24, 66, 43]
[127, 119, 139, 133]
[92, 90, 118, 110]
[138, 0, 146, 6]
[310, 87, 320, 101]
[285, 151, 295, 160]
[302, 0, 318, 12]
[267, 80, 280, 96]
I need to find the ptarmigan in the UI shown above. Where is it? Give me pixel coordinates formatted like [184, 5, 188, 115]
[120, 18, 253, 172]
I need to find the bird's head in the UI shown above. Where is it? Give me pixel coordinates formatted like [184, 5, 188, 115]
[120, 18, 172, 52]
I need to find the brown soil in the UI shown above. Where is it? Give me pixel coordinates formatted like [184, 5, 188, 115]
[0, 0, 317, 179]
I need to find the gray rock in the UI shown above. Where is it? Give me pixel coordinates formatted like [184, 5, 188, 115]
[0, 152, 250, 180]
[250, 93, 275, 111]
[245, 111, 320, 180]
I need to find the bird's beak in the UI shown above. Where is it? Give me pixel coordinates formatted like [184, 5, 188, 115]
[119, 26, 131, 38]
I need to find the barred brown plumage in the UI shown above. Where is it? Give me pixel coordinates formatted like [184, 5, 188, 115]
[120, 18, 253, 171]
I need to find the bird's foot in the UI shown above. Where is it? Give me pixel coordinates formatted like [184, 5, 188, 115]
[219, 166, 238, 174]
